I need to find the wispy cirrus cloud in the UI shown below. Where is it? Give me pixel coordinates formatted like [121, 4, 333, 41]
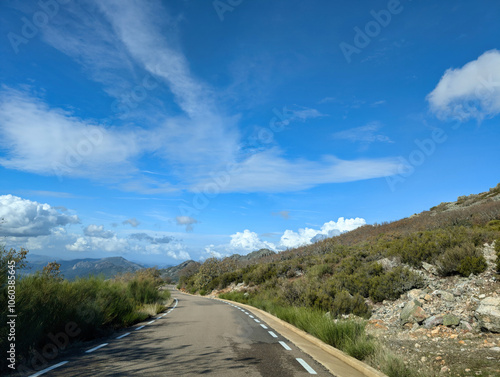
[0, 0, 402, 195]
[332, 122, 393, 144]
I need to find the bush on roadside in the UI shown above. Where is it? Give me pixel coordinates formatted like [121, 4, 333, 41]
[0, 247, 170, 373]
[437, 242, 487, 277]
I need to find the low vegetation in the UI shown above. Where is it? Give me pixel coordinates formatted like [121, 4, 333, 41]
[0, 246, 170, 373]
[178, 186, 500, 377]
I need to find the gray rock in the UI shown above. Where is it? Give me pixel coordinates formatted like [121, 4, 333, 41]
[400, 300, 428, 325]
[377, 258, 399, 271]
[443, 314, 460, 327]
[423, 315, 444, 329]
[421, 262, 437, 275]
[407, 289, 423, 301]
[475, 297, 500, 332]
[459, 320, 473, 331]
[436, 290, 455, 302]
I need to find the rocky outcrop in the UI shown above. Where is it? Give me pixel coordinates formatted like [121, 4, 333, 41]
[400, 300, 428, 324]
[475, 297, 500, 333]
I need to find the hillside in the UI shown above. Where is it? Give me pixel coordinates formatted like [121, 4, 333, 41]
[22, 256, 144, 280]
[178, 183, 500, 377]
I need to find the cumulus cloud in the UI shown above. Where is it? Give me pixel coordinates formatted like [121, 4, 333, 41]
[229, 230, 277, 252]
[176, 216, 198, 231]
[280, 217, 366, 248]
[84, 224, 114, 239]
[66, 237, 89, 252]
[208, 217, 366, 256]
[427, 49, 500, 121]
[122, 218, 140, 227]
[0, 195, 79, 237]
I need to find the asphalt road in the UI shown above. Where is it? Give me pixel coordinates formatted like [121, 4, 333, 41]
[38, 288, 333, 376]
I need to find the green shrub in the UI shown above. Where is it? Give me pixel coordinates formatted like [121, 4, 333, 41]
[331, 290, 370, 319]
[437, 242, 487, 277]
[0, 251, 169, 374]
[368, 266, 424, 302]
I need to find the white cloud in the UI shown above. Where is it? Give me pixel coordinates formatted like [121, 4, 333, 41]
[0, 88, 143, 179]
[176, 216, 198, 231]
[332, 122, 393, 144]
[0, 195, 79, 237]
[122, 218, 140, 228]
[83, 224, 114, 239]
[207, 217, 366, 256]
[280, 217, 366, 249]
[195, 148, 400, 193]
[66, 237, 89, 252]
[230, 230, 277, 252]
[287, 106, 325, 122]
[427, 49, 500, 121]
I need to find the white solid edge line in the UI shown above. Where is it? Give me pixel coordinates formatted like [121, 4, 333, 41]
[296, 358, 317, 375]
[279, 341, 292, 351]
[116, 332, 130, 339]
[260, 324, 268, 329]
[147, 320, 155, 324]
[28, 361, 69, 377]
[85, 343, 109, 353]
[268, 331, 278, 338]
[136, 325, 145, 330]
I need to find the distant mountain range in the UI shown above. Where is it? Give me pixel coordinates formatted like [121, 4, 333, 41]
[22, 255, 144, 280]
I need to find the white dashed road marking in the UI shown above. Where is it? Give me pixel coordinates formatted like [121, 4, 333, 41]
[28, 361, 68, 377]
[296, 358, 317, 374]
[268, 331, 278, 338]
[85, 343, 108, 353]
[116, 332, 130, 340]
[279, 341, 292, 351]
[260, 324, 268, 329]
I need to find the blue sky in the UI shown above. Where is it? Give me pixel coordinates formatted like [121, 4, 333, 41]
[0, 0, 499, 266]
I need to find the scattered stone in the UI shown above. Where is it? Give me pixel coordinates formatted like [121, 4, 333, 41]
[460, 320, 473, 331]
[443, 314, 460, 327]
[479, 294, 486, 299]
[377, 257, 399, 271]
[440, 366, 450, 373]
[424, 315, 444, 329]
[407, 289, 423, 301]
[475, 297, 500, 332]
[422, 261, 437, 275]
[490, 347, 500, 352]
[437, 290, 455, 302]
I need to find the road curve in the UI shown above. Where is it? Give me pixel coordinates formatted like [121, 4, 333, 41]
[40, 288, 333, 376]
